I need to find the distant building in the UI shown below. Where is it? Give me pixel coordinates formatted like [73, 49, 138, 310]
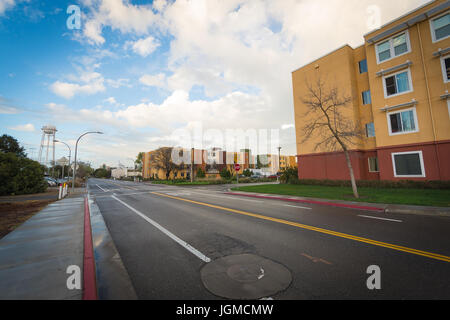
[111, 167, 142, 179]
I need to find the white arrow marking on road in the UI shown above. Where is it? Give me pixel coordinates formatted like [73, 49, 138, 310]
[111, 195, 211, 263]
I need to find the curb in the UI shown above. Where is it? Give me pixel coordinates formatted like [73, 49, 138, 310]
[225, 192, 384, 212]
[87, 194, 138, 300]
[226, 191, 450, 217]
[83, 196, 98, 300]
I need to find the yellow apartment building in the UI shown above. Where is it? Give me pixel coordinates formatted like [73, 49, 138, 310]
[292, 0, 450, 181]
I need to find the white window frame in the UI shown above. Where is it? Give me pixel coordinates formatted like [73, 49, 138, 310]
[368, 157, 379, 173]
[447, 99, 450, 120]
[391, 151, 426, 178]
[375, 30, 412, 65]
[382, 68, 414, 99]
[440, 54, 450, 83]
[430, 11, 450, 43]
[386, 106, 419, 136]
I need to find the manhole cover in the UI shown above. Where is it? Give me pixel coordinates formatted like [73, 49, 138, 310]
[200, 254, 292, 299]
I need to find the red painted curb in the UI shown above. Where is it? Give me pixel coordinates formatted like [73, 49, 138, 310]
[225, 192, 385, 212]
[83, 197, 98, 300]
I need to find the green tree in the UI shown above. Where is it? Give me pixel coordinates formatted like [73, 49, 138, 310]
[76, 161, 94, 179]
[280, 166, 299, 184]
[0, 152, 47, 195]
[135, 152, 145, 170]
[196, 168, 206, 178]
[0, 134, 26, 157]
[220, 168, 232, 180]
[243, 169, 252, 177]
[94, 168, 109, 178]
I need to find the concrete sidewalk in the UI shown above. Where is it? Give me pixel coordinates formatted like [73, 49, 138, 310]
[0, 195, 85, 299]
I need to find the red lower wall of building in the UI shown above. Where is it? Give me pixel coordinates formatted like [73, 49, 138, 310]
[298, 141, 450, 181]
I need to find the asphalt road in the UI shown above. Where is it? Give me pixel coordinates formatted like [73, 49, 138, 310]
[88, 178, 450, 299]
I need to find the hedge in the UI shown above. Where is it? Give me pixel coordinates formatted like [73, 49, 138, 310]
[286, 178, 450, 189]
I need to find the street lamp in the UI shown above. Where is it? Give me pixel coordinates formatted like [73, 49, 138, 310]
[72, 131, 104, 192]
[278, 146, 282, 172]
[54, 140, 71, 180]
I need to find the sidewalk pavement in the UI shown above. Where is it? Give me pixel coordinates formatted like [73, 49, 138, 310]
[0, 194, 85, 299]
[226, 191, 450, 217]
[0, 188, 137, 300]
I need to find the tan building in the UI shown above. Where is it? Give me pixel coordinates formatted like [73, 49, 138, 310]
[292, 0, 450, 181]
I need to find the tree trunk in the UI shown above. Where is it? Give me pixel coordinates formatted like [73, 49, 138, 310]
[344, 150, 359, 199]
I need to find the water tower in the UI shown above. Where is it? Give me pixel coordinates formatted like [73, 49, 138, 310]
[38, 125, 57, 175]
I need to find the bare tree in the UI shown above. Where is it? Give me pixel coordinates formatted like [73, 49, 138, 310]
[150, 147, 178, 180]
[300, 76, 364, 198]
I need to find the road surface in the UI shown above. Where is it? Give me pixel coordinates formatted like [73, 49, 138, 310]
[88, 178, 450, 299]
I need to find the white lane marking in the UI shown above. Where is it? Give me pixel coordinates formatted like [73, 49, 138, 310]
[96, 184, 109, 192]
[358, 215, 402, 223]
[284, 204, 312, 210]
[111, 195, 211, 263]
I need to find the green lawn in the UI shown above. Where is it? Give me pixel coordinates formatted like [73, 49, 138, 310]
[231, 184, 450, 207]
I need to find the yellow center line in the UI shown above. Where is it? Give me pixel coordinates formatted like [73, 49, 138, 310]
[151, 191, 450, 263]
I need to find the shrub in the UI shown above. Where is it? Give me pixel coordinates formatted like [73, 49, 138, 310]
[243, 169, 252, 177]
[288, 178, 450, 189]
[280, 166, 299, 184]
[220, 168, 232, 179]
[196, 168, 206, 178]
[0, 152, 47, 195]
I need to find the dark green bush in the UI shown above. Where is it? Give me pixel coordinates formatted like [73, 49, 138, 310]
[196, 168, 206, 178]
[220, 168, 232, 179]
[280, 166, 299, 184]
[0, 152, 47, 195]
[288, 178, 450, 189]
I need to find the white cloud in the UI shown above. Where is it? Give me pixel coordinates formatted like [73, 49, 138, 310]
[106, 78, 130, 88]
[81, 0, 162, 45]
[128, 36, 160, 57]
[0, 96, 20, 114]
[0, 0, 15, 16]
[50, 71, 106, 99]
[281, 124, 295, 130]
[9, 123, 35, 132]
[139, 73, 166, 88]
[104, 97, 117, 105]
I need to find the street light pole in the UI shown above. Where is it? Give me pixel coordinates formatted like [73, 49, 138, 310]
[278, 146, 282, 171]
[54, 140, 71, 180]
[72, 131, 103, 192]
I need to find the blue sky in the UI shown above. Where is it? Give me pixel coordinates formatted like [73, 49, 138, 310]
[0, 0, 428, 168]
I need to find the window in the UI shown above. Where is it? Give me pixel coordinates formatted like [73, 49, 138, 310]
[368, 157, 379, 172]
[431, 12, 450, 42]
[365, 123, 375, 138]
[359, 59, 368, 73]
[387, 108, 418, 135]
[362, 90, 371, 105]
[376, 31, 410, 63]
[383, 70, 412, 97]
[441, 55, 450, 83]
[392, 151, 425, 178]
[448, 100, 450, 119]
